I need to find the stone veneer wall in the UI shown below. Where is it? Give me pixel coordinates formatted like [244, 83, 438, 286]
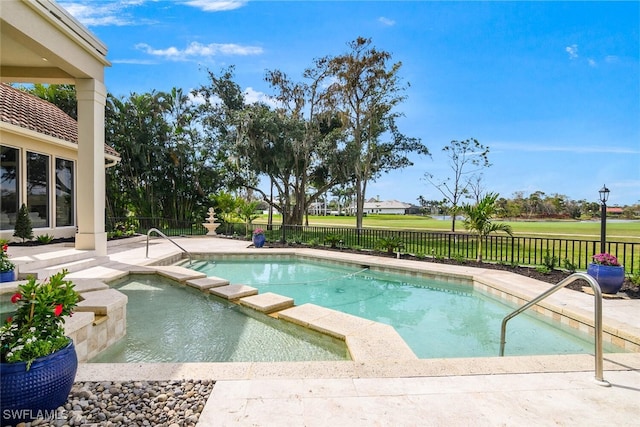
[64, 289, 127, 362]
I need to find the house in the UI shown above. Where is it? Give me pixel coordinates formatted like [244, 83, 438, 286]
[347, 198, 413, 215]
[606, 207, 623, 216]
[1, 0, 111, 253]
[1, 84, 120, 240]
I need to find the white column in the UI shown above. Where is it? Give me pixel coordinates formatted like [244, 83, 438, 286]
[75, 78, 107, 255]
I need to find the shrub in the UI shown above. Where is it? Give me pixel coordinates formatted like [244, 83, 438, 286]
[452, 253, 466, 264]
[563, 258, 577, 273]
[13, 204, 33, 242]
[375, 236, 404, 255]
[36, 234, 54, 244]
[542, 250, 557, 270]
[536, 265, 551, 275]
[323, 234, 342, 249]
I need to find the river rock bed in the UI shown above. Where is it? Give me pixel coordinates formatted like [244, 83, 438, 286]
[10, 380, 214, 427]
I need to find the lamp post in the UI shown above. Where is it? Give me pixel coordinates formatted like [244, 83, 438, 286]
[598, 185, 610, 254]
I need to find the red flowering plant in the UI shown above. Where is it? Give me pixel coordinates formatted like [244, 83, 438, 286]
[253, 228, 265, 236]
[0, 243, 15, 273]
[0, 270, 78, 369]
[591, 253, 621, 267]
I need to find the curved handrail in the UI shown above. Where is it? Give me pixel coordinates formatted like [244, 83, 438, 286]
[146, 228, 192, 266]
[499, 272, 610, 387]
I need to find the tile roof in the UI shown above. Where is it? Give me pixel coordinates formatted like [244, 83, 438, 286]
[0, 83, 119, 158]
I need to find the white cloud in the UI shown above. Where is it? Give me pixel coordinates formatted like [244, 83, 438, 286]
[378, 16, 396, 26]
[588, 58, 597, 67]
[182, 0, 248, 12]
[135, 41, 263, 61]
[244, 87, 278, 107]
[605, 55, 619, 63]
[60, 1, 142, 26]
[565, 44, 578, 59]
[187, 91, 209, 106]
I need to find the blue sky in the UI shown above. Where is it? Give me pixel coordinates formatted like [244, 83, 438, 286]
[61, 1, 640, 206]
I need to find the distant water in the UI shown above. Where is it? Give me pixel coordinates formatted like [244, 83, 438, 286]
[431, 215, 465, 221]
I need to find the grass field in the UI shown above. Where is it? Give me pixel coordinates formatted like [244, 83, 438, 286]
[256, 214, 640, 242]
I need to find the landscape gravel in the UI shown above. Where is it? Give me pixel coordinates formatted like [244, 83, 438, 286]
[7, 379, 214, 427]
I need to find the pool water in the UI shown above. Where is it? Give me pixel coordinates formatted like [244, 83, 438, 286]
[190, 258, 626, 358]
[89, 275, 348, 363]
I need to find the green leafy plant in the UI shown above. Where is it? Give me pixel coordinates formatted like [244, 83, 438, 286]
[452, 253, 466, 264]
[542, 250, 557, 270]
[36, 234, 54, 244]
[628, 271, 640, 286]
[1, 243, 15, 273]
[415, 252, 426, 259]
[308, 238, 320, 247]
[0, 270, 79, 369]
[324, 234, 342, 249]
[375, 236, 405, 255]
[563, 258, 577, 273]
[461, 193, 513, 261]
[536, 265, 551, 275]
[431, 248, 445, 261]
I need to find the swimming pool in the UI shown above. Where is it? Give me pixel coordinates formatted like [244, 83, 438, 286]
[89, 274, 348, 363]
[189, 257, 627, 358]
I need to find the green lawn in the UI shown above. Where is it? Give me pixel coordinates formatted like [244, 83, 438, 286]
[255, 214, 640, 242]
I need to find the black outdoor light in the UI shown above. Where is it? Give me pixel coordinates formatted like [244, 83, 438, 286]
[599, 185, 610, 254]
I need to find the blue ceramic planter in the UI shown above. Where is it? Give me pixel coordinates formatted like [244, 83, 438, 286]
[0, 270, 15, 282]
[0, 340, 77, 424]
[587, 263, 625, 294]
[253, 234, 266, 248]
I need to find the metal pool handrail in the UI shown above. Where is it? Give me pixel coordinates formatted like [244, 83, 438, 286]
[499, 272, 610, 387]
[146, 228, 192, 266]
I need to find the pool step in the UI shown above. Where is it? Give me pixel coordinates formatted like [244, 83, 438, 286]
[239, 292, 294, 314]
[210, 284, 258, 300]
[186, 276, 230, 291]
[19, 254, 110, 279]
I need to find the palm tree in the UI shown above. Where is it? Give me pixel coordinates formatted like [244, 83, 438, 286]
[462, 193, 513, 262]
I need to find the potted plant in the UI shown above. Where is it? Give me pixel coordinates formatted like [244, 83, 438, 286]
[0, 270, 79, 424]
[1, 243, 16, 283]
[252, 228, 266, 248]
[587, 253, 625, 294]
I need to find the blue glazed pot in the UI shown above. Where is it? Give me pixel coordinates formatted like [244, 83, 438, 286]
[253, 234, 266, 248]
[587, 263, 625, 294]
[0, 270, 15, 282]
[0, 340, 77, 424]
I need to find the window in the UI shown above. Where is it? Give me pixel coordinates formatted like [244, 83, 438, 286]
[27, 151, 49, 228]
[0, 146, 19, 230]
[55, 158, 74, 227]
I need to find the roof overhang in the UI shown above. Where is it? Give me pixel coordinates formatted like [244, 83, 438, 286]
[0, 0, 111, 84]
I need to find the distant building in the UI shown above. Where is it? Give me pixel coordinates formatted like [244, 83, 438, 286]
[606, 207, 623, 215]
[347, 198, 413, 215]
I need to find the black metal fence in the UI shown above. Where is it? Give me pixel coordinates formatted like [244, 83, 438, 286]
[108, 218, 639, 275]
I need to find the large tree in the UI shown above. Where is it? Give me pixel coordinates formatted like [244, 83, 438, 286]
[105, 89, 222, 221]
[195, 67, 348, 226]
[424, 138, 490, 232]
[320, 37, 429, 229]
